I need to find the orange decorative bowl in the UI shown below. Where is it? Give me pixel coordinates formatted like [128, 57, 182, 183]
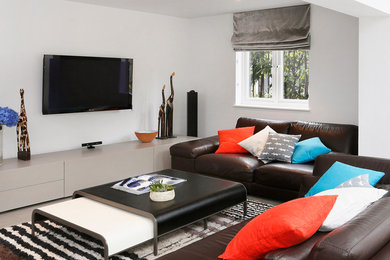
[135, 130, 158, 143]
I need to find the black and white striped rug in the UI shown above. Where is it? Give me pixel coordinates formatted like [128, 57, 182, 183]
[0, 200, 273, 260]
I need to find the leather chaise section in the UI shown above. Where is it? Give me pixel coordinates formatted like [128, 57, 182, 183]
[156, 219, 249, 260]
[264, 232, 327, 260]
[195, 154, 263, 183]
[372, 242, 390, 260]
[309, 197, 390, 260]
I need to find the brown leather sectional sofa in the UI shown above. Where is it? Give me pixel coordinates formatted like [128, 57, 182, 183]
[158, 153, 390, 260]
[170, 117, 358, 201]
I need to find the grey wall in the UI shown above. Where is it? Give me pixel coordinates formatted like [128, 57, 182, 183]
[0, 0, 189, 158]
[187, 5, 359, 137]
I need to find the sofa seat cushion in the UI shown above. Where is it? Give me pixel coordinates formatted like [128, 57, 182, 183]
[255, 163, 314, 191]
[195, 154, 263, 183]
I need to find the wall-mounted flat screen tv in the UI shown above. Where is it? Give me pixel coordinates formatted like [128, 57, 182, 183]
[42, 54, 133, 114]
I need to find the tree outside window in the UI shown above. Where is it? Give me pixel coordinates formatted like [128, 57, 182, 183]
[236, 50, 309, 110]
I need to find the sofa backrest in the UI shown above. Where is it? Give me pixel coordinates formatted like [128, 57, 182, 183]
[235, 117, 358, 155]
[289, 121, 358, 155]
[313, 153, 390, 185]
[235, 117, 290, 134]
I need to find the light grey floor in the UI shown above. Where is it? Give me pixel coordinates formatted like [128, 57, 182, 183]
[0, 198, 71, 228]
[0, 196, 282, 229]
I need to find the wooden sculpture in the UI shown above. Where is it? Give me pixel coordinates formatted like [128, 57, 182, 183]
[157, 85, 167, 139]
[166, 72, 175, 138]
[16, 89, 31, 160]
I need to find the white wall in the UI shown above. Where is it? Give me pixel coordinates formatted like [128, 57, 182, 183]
[359, 16, 390, 158]
[0, 0, 189, 158]
[187, 5, 359, 137]
[0, 1, 359, 159]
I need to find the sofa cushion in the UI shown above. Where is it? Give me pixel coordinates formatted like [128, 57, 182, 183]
[337, 174, 372, 188]
[215, 126, 255, 154]
[289, 121, 358, 155]
[292, 137, 331, 164]
[259, 133, 301, 163]
[306, 161, 385, 197]
[195, 154, 262, 183]
[315, 187, 387, 231]
[236, 117, 290, 134]
[255, 163, 314, 191]
[238, 126, 276, 158]
[219, 195, 337, 260]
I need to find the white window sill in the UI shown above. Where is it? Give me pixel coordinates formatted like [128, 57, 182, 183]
[233, 103, 310, 112]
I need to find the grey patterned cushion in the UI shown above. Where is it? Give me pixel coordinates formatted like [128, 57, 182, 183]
[336, 174, 372, 188]
[259, 133, 301, 163]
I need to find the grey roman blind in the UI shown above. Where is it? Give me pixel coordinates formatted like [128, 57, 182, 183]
[231, 5, 311, 51]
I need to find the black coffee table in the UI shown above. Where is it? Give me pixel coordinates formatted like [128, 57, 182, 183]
[73, 169, 247, 255]
[32, 169, 247, 258]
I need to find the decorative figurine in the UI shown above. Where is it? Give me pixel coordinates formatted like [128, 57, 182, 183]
[157, 85, 167, 139]
[16, 89, 31, 160]
[166, 72, 175, 138]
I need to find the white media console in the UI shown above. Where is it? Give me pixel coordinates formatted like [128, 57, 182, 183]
[0, 136, 196, 212]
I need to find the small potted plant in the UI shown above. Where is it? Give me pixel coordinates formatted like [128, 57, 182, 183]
[149, 181, 175, 202]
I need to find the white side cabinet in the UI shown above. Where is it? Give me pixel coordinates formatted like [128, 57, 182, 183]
[0, 136, 196, 212]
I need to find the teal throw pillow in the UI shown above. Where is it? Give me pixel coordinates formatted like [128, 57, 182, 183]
[292, 137, 331, 164]
[305, 161, 385, 197]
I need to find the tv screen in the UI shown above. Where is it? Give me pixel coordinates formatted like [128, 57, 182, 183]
[42, 55, 133, 114]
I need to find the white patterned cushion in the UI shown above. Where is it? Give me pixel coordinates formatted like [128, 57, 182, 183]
[336, 174, 372, 188]
[315, 187, 387, 231]
[258, 133, 301, 163]
[238, 126, 276, 158]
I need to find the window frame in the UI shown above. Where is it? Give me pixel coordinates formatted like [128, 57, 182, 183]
[235, 51, 310, 111]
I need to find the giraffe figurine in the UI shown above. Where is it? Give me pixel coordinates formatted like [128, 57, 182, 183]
[166, 72, 175, 138]
[16, 89, 31, 160]
[157, 85, 167, 139]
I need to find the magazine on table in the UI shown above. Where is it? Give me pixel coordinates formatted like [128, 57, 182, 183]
[111, 173, 186, 195]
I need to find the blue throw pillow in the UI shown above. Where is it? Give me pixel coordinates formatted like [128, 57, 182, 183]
[292, 137, 331, 164]
[305, 161, 385, 197]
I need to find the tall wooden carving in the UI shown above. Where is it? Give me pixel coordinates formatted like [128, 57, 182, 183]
[166, 72, 175, 138]
[16, 89, 31, 160]
[157, 85, 167, 139]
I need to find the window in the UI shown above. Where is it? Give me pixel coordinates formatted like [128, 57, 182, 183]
[235, 50, 309, 110]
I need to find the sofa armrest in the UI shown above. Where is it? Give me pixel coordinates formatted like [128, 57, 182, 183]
[309, 197, 390, 260]
[170, 136, 219, 159]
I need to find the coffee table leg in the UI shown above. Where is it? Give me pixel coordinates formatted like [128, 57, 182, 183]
[203, 219, 208, 230]
[153, 236, 158, 256]
[31, 210, 46, 236]
[243, 201, 247, 217]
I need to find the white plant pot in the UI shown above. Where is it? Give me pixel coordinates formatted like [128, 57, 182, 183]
[150, 190, 175, 202]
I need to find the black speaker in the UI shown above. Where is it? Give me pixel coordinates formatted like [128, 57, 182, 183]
[187, 90, 198, 137]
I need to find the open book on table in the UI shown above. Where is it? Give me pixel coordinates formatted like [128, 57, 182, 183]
[111, 173, 186, 195]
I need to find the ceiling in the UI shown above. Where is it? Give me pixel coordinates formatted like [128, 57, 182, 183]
[66, 0, 390, 18]
[66, 0, 306, 18]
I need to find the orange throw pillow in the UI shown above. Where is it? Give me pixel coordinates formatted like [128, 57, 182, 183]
[215, 126, 255, 154]
[219, 195, 337, 260]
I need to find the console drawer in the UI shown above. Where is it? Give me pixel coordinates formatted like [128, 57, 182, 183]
[0, 161, 64, 192]
[0, 180, 64, 212]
